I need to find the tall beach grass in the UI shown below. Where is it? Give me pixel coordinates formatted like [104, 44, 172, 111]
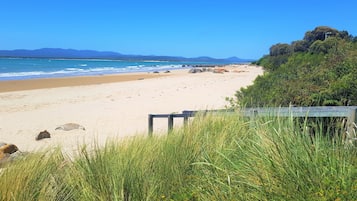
[0, 112, 356, 200]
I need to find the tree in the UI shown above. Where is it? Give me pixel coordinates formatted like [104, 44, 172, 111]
[309, 38, 338, 54]
[303, 26, 339, 45]
[337, 30, 350, 40]
[292, 40, 309, 52]
[269, 43, 292, 56]
[234, 26, 357, 107]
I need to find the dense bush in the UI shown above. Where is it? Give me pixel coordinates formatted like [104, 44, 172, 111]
[241, 26, 357, 107]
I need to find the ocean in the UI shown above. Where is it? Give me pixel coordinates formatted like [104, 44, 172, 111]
[0, 58, 220, 81]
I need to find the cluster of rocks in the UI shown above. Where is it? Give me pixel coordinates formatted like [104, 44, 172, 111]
[35, 123, 86, 141]
[188, 67, 229, 74]
[212, 68, 230, 73]
[0, 123, 86, 167]
[189, 64, 226, 68]
[152, 70, 171, 74]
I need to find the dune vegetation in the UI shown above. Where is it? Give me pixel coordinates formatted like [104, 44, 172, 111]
[235, 26, 357, 107]
[1, 113, 356, 200]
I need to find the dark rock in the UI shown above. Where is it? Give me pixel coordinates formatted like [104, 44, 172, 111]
[0, 144, 24, 167]
[213, 68, 229, 73]
[36, 130, 51, 141]
[164, 70, 171, 73]
[188, 68, 203, 73]
[0, 144, 19, 161]
[0, 144, 18, 154]
[153, 71, 160, 73]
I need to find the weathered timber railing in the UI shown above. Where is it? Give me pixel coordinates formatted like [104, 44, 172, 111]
[148, 113, 191, 136]
[148, 106, 357, 136]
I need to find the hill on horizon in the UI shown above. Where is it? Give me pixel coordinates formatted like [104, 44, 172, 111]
[0, 48, 252, 63]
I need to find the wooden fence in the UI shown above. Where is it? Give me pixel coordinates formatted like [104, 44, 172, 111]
[148, 106, 357, 136]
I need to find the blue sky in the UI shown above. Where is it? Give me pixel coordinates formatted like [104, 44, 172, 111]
[0, 0, 356, 59]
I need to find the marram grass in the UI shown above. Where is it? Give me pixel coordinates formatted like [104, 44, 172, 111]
[0, 113, 357, 200]
[0, 148, 70, 201]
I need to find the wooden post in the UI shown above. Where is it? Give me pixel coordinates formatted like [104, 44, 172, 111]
[148, 114, 153, 136]
[249, 109, 258, 128]
[346, 108, 357, 144]
[183, 116, 189, 125]
[168, 114, 174, 133]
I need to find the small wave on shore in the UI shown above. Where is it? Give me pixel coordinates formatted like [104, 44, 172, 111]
[0, 58, 202, 80]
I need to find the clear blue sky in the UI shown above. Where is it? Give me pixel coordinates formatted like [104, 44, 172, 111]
[1, 0, 356, 59]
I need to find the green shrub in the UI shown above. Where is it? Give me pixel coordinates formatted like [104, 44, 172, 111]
[239, 26, 357, 107]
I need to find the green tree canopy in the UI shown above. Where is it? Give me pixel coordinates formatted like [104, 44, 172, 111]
[269, 43, 292, 56]
[239, 26, 357, 107]
[303, 26, 340, 45]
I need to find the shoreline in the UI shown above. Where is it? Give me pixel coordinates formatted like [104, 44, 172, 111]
[0, 71, 172, 93]
[0, 64, 252, 93]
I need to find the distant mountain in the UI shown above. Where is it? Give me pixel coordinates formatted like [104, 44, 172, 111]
[0, 48, 253, 63]
[0, 48, 121, 59]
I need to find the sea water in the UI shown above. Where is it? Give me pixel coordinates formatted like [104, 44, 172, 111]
[0, 58, 214, 81]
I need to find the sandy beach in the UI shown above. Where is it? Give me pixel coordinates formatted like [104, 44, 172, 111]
[0, 64, 263, 154]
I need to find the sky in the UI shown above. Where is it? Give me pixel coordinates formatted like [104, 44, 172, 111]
[0, 0, 356, 59]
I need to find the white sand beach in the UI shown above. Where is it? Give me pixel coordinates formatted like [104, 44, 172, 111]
[0, 64, 263, 154]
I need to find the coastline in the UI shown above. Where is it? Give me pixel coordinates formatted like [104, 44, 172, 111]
[0, 64, 263, 154]
[0, 71, 171, 93]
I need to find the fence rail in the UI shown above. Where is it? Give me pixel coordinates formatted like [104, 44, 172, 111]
[148, 106, 357, 136]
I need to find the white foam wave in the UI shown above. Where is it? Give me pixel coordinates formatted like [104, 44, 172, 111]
[0, 64, 185, 80]
[0, 71, 47, 77]
[0, 67, 120, 78]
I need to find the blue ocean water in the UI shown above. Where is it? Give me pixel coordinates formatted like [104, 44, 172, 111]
[0, 58, 213, 81]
